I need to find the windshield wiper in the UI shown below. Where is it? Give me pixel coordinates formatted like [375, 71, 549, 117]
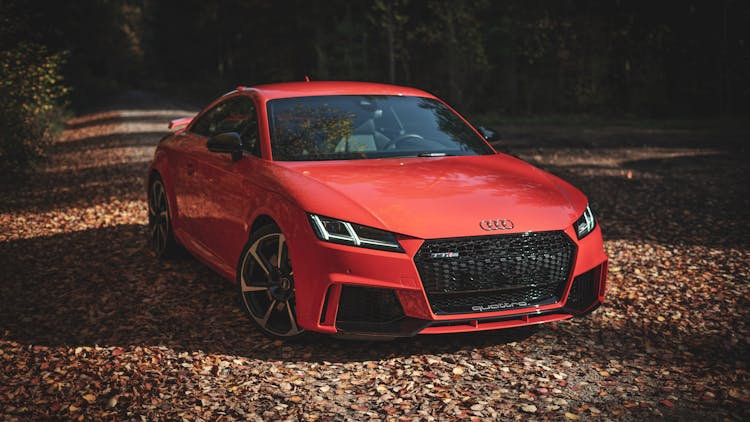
[417, 152, 448, 157]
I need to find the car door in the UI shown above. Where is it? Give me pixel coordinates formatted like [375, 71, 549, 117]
[190, 95, 261, 270]
[173, 98, 239, 251]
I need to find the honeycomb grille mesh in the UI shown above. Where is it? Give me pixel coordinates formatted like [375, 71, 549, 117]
[414, 231, 575, 314]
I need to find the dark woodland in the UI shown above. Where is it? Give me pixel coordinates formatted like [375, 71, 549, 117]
[4, 0, 749, 115]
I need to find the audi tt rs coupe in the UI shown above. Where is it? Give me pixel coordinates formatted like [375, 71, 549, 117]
[147, 81, 608, 339]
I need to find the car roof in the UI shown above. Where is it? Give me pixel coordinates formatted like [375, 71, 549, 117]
[240, 81, 436, 101]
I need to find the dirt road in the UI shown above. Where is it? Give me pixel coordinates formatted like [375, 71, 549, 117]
[1, 92, 748, 420]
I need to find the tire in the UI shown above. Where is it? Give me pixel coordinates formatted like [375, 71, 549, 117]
[147, 175, 180, 259]
[237, 223, 306, 340]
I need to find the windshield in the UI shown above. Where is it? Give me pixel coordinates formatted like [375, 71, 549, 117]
[267, 95, 494, 161]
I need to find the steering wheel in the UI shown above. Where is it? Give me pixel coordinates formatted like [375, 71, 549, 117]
[382, 133, 424, 150]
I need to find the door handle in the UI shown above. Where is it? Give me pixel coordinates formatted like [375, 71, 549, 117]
[186, 162, 195, 176]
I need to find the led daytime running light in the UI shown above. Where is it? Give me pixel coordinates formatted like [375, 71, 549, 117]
[575, 206, 596, 239]
[309, 214, 403, 251]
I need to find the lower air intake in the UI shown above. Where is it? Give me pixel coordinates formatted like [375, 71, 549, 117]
[565, 267, 600, 312]
[336, 285, 404, 324]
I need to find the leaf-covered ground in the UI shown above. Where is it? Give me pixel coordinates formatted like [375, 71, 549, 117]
[1, 92, 748, 420]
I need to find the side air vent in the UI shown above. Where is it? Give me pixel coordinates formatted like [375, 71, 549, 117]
[565, 267, 600, 313]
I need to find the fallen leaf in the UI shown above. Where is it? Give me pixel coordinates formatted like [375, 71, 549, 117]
[660, 399, 674, 407]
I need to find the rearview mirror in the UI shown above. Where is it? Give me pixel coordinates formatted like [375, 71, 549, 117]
[207, 132, 243, 161]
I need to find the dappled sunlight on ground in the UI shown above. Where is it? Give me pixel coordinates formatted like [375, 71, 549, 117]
[1, 95, 748, 419]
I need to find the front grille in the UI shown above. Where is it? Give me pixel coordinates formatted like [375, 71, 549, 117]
[414, 231, 575, 314]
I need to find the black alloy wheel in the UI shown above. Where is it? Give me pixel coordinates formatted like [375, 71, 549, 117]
[148, 176, 179, 259]
[238, 224, 304, 339]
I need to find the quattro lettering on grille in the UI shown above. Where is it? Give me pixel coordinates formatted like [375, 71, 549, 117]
[471, 302, 529, 312]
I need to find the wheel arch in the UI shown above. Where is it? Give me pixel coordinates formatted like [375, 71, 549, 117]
[146, 164, 182, 236]
[242, 191, 306, 245]
[240, 198, 325, 335]
[239, 194, 311, 281]
[147, 168, 161, 191]
[249, 214, 278, 238]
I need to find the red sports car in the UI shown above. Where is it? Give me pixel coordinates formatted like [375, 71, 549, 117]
[147, 81, 607, 339]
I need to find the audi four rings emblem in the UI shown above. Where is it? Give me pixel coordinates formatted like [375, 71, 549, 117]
[479, 219, 515, 231]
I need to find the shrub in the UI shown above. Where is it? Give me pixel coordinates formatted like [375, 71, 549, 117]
[0, 42, 67, 174]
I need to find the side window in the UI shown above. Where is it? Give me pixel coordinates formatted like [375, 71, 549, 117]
[189, 97, 252, 135]
[213, 98, 251, 135]
[190, 101, 229, 137]
[191, 96, 260, 157]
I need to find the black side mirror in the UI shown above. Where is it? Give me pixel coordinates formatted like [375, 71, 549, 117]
[207, 132, 243, 161]
[477, 126, 497, 141]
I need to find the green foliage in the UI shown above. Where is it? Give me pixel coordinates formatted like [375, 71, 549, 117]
[0, 42, 68, 173]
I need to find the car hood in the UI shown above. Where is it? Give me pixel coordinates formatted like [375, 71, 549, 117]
[270, 154, 588, 239]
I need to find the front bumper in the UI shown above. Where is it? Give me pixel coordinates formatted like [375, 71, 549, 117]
[289, 220, 608, 337]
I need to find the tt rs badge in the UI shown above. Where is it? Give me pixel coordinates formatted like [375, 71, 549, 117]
[430, 252, 460, 258]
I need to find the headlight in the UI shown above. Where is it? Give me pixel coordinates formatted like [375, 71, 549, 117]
[308, 214, 404, 252]
[574, 205, 596, 239]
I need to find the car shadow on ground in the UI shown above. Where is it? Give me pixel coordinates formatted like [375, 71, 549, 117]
[0, 223, 541, 360]
[0, 222, 746, 370]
